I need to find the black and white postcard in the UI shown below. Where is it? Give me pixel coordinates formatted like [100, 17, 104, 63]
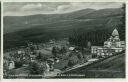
[3, 1, 126, 79]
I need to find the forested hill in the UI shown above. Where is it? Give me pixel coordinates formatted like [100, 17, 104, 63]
[4, 8, 95, 34]
[4, 8, 125, 49]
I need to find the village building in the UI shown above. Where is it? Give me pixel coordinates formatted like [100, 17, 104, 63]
[91, 28, 125, 57]
[69, 47, 75, 51]
[30, 55, 36, 62]
[46, 58, 55, 71]
[8, 61, 15, 70]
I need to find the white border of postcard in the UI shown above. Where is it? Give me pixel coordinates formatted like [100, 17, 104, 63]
[1, 0, 128, 82]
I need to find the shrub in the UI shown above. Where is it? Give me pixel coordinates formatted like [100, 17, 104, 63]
[29, 61, 47, 75]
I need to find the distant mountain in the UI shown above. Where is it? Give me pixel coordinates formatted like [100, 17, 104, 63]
[4, 8, 95, 33]
[78, 8, 123, 19]
[4, 8, 124, 49]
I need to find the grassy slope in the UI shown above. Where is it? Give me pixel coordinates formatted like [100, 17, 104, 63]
[85, 54, 125, 78]
[62, 53, 125, 78]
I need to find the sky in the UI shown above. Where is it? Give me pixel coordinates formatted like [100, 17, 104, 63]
[4, 2, 123, 16]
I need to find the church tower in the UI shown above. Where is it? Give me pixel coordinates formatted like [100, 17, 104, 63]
[112, 28, 120, 41]
[112, 28, 119, 37]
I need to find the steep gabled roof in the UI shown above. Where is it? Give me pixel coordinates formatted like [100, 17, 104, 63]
[112, 28, 119, 36]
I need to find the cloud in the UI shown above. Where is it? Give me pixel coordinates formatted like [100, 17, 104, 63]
[56, 4, 71, 13]
[68, 2, 123, 10]
[4, 2, 123, 16]
[21, 3, 42, 11]
[55, 2, 94, 13]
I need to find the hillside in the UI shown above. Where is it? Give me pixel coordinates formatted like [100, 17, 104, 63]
[4, 8, 123, 34]
[60, 53, 125, 78]
[4, 8, 124, 49]
[4, 8, 95, 33]
[78, 8, 123, 19]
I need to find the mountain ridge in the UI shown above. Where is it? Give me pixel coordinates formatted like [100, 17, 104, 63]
[4, 8, 122, 34]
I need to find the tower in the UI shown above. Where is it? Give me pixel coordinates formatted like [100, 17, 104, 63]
[112, 28, 119, 38]
[113, 28, 120, 41]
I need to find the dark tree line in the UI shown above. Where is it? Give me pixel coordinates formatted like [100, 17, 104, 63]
[69, 29, 111, 47]
[117, 3, 125, 40]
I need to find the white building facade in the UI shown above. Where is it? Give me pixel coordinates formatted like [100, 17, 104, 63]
[91, 28, 125, 57]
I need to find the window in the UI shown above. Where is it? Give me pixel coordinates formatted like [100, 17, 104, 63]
[115, 49, 118, 52]
[97, 53, 100, 55]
